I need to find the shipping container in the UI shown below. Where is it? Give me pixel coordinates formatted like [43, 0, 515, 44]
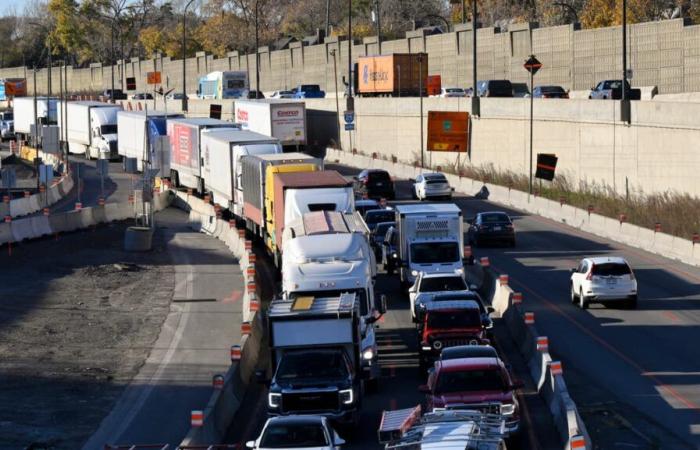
[241, 152, 322, 232]
[199, 129, 282, 215]
[117, 110, 184, 173]
[355, 53, 428, 97]
[167, 117, 240, 193]
[234, 99, 307, 148]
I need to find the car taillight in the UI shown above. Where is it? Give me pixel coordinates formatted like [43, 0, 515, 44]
[506, 224, 514, 230]
[563, 93, 569, 99]
[586, 264, 595, 280]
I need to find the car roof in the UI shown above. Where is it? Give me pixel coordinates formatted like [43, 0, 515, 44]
[362, 169, 389, 174]
[355, 199, 379, 206]
[432, 292, 482, 301]
[478, 211, 510, 216]
[420, 271, 464, 279]
[438, 356, 502, 371]
[440, 345, 498, 360]
[423, 173, 447, 179]
[425, 299, 481, 311]
[365, 208, 393, 215]
[586, 256, 629, 265]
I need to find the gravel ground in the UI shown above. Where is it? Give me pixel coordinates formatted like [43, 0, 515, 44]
[0, 221, 175, 449]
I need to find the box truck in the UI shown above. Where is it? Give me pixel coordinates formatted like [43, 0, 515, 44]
[197, 71, 249, 99]
[57, 101, 122, 159]
[262, 293, 363, 425]
[117, 110, 184, 172]
[13, 97, 58, 143]
[240, 152, 322, 236]
[234, 99, 307, 149]
[394, 203, 464, 289]
[167, 118, 240, 193]
[200, 129, 282, 213]
[355, 53, 428, 97]
[266, 170, 354, 265]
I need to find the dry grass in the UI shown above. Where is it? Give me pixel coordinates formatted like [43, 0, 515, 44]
[440, 162, 700, 241]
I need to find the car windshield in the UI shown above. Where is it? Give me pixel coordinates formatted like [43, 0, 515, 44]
[411, 242, 460, 264]
[301, 85, 320, 92]
[3, 113, 13, 120]
[365, 210, 394, 225]
[433, 294, 485, 313]
[481, 213, 511, 224]
[374, 223, 394, 238]
[540, 86, 565, 93]
[276, 350, 349, 381]
[592, 263, 631, 276]
[608, 81, 623, 89]
[427, 309, 481, 329]
[441, 346, 498, 360]
[260, 423, 329, 448]
[425, 175, 447, 184]
[420, 276, 467, 292]
[435, 368, 506, 394]
[289, 289, 369, 316]
[100, 124, 117, 135]
[367, 171, 391, 182]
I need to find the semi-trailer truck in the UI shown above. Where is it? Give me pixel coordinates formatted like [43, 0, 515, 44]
[13, 97, 58, 144]
[355, 53, 428, 97]
[234, 99, 307, 149]
[57, 101, 122, 159]
[167, 117, 240, 193]
[117, 110, 184, 172]
[200, 129, 283, 214]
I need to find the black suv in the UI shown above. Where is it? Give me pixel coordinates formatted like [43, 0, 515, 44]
[476, 80, 513, 97]
[102, 89, 127, 100]
[353, 169, 395, 200]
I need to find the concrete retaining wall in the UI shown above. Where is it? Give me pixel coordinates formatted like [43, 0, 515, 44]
[326, 148, 700, 268]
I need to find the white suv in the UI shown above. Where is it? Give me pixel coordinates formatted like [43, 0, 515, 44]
[570, 257, 637, 309]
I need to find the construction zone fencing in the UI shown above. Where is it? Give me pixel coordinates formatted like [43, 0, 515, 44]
[326, 148, 700, 268]
[172, 191, 266, 446]
[481, 264, 592, 450]
[0, 189, 172, 249]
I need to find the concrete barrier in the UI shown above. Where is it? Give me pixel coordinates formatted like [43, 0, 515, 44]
[30, 215, 52, 238]
[91, 205, 108, 224]
[79, 207, 94, 228]
[11, 218, 34, 242]
[48, 213, 70, 234]
[0, 222, 12, 244]
[326, 147, 700, 268]
[105, 203, 133, 222]
[63, 210, 84, 232]
[9, 197, 30, 217]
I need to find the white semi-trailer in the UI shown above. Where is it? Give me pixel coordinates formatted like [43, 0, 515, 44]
[234, 99, 307, 149]
[117, 110, 184, 173]
[57, 101, 122, 159]
[13, 97, 58, 143]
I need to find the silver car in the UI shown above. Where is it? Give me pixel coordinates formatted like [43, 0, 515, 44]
[413, 172, 453, 200]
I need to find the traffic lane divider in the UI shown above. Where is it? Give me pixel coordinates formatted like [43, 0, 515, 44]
[30, 215, 52, 238]
[11, 217, 34, 242]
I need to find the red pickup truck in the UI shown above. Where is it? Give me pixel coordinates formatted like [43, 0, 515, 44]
[419, 356, 523, 437]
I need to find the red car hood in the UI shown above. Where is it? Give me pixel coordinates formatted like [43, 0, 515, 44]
[432, 390, 512, 408]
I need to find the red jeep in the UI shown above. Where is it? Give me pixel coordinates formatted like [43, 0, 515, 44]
[419, 356, 523, 436]
[418, 300, 489, 371]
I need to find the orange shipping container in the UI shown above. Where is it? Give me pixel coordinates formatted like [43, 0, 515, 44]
[427, 75, 442, 96]
[356, 53, 428, 96]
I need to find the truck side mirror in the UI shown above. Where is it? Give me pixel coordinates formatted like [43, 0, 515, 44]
[245, 441, 256, 449]
[333, 431, 345, 446]
[487, 306, 495, 314]
[379, 294, 388, 314]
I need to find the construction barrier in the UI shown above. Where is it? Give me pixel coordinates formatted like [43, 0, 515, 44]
[91, 205, 108, 224]
[0, 222, 12, 243]
[11, 217, 34, 242]
[29, 215, 52, 238]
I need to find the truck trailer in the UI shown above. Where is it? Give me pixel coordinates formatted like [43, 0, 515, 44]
[234, 99, 307, 149]
[57, 101, 122, 159]
[355, 53, 428, 97]
[200, 129, 282, 215]
[167, 117, 240, 193]
[13, 97, 58, 143]
[240, 152, 322, 236]
[117, 110, 184, 172]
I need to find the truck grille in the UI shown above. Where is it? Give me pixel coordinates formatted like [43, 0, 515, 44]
[282, 390, 339, 413]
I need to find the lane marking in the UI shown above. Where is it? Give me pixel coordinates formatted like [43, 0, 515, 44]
[222, 290, 243, 304]
[662, 311, 681, 323]
[498, 265, 700, 412]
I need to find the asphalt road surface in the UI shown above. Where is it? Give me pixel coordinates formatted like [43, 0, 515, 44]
[330, 164, 700, 449]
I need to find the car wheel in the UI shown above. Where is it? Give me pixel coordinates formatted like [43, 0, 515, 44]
[570, 285, 578, 304]
[579, 288, 589, 309]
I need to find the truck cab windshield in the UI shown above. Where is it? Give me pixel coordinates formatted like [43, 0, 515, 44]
[427, 310, 481, 329]
[276, 349, 350, 381]
[100, 124, 117, 135]
[435, 369, 506, 394]
[289, 289, 369, 316]
[411, 242, 460, 264]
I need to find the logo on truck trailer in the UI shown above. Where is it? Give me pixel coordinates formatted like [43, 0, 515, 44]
[237, 109, 249, 123]
[276, 110, 299, 117]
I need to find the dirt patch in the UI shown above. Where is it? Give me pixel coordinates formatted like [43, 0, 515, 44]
[0, 222, 175, 449]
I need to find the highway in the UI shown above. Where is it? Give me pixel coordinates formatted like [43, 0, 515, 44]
[327, 164, 700, 449]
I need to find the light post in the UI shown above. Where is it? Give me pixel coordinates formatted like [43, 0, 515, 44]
[347, 0, 353, 111]
[621, 0, 630, 123]
[182, 0, 195, 111]
[524, 55, 542, 199]
[471, 0, 479, 116]
[255, 0, 261, 98]
[330, 49, 341, 149]
[374, 0, 381, 54]
[418, 53, 424, 168]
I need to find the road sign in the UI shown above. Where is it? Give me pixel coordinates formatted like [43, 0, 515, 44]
[1, 167, 16, 189]
[535, 154, 558, 181]
[345, 123, 355, 131]
[39, 164, 53, 185]
[344, 110, 355, 124]
[97, 159, 109, 176]
[523, 55, 542, 75]
[147, 71, 162, 85]
[126, 77, 136, 91]
[427, 111, 469, 153]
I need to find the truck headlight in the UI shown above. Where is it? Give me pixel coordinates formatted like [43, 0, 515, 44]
[500, 403, 515, 416]
[268, 393, 281, 409]
[362, 348, 374, 361]
[411, 270, 419, 277]
[421, 346, 432, 351]
[339, 388, 354, 405]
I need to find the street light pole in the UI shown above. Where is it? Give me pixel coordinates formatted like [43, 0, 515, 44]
[528, 65, 534, 198]
[182, 0, 195, 111]
[621, 0, 630, 122]
[255, 0, 260, 98]
[471, 0, 479, 116]
[110, 25, 115, 102]
[347, 0, 353, 111]
[375, 0, 381, 54]
[419, 53, 424, 169]
[331, 49, 341, 149]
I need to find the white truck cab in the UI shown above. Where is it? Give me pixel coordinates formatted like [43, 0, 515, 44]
[282, 223, 385, 385]
[394, 203, 465, 290]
